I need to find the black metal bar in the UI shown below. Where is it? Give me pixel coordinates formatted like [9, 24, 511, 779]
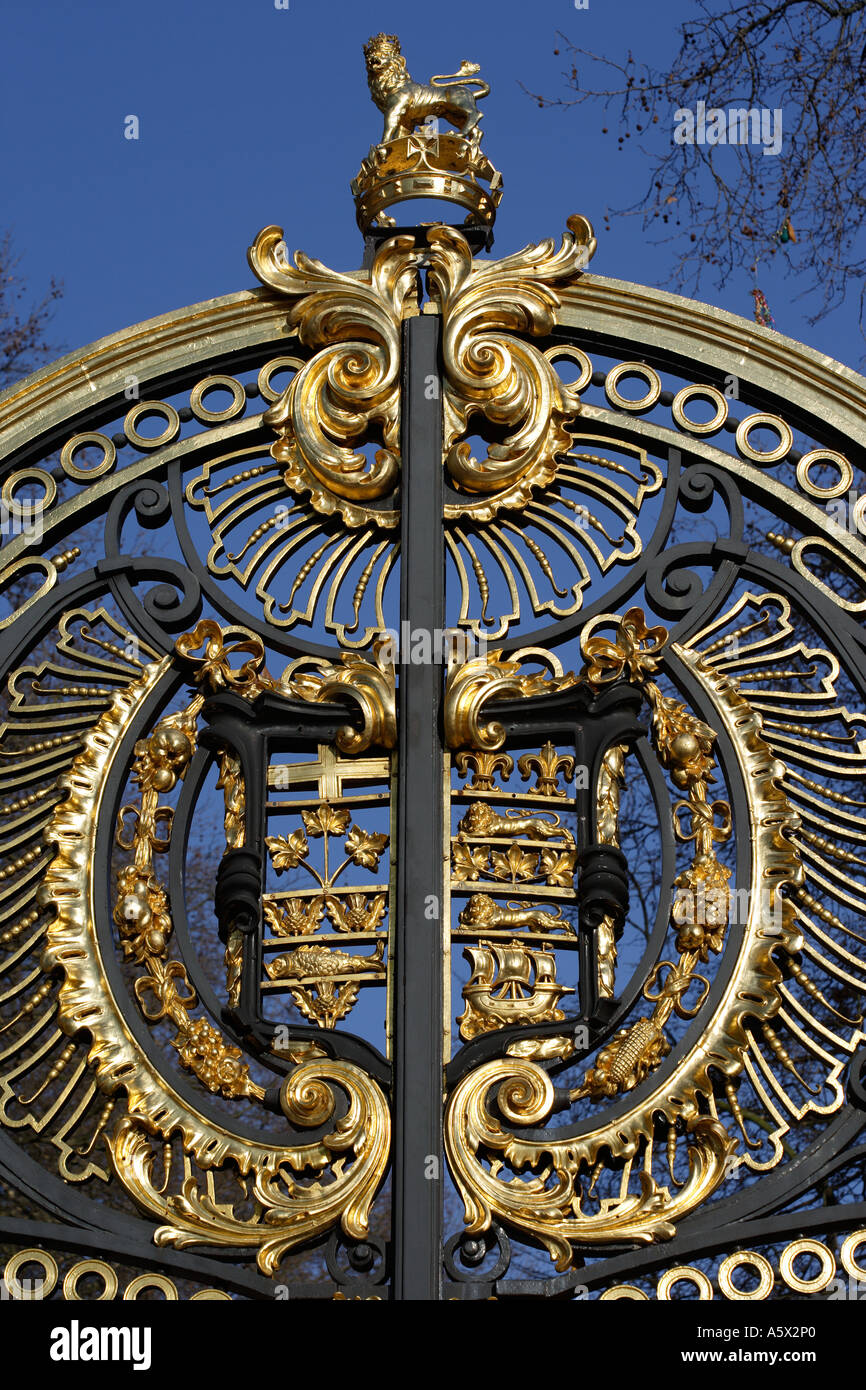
[197, 691, 393, 1086]
[392, 311, 445, 1300]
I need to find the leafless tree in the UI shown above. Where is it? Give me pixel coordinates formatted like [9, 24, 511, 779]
[0, 230, 62, 392]
[526, 1, 866, 337]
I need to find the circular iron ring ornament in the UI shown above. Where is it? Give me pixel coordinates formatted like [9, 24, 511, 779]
[671, 384, 728, 436]
[256, 356, 305, 404]
[735, 413, 793, 465]
[545, 344, 593, 395]
[1, 467, 57, 514]
[3, 1250, 60, 1300]
[841, 1231, 866, 1279]
[62, 1260, 119, 1302]
[795, 449, 854, 499]
[60, 433, 117, 481]
[717, 1251, 775, 1301]
[604, 362, 663, 413]
[657, 1266, 714, 1301]
[122, 1273, 180, 1300]
[189, 375, 247, 423]
[778, 1239, 836, 1294]
[123, 401, 181, 451]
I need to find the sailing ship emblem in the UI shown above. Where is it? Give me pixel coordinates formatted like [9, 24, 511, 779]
[457, 937, 573, 1039]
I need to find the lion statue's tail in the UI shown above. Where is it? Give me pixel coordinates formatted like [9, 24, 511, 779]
[430, 61, 490, 98]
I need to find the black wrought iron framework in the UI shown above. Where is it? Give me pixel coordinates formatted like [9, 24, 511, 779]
[1, 215, 865, 1303]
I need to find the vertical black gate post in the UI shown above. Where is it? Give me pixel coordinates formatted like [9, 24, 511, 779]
[392, 311, 445, 1300]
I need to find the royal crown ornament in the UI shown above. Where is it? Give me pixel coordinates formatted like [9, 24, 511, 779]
[353, 33, 503, 236]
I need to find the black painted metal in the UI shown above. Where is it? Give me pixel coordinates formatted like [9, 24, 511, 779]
[363, 223, 493, 271]
[391, 312, 445, 1300]
[164, 447, 397, 663]
[197, 686, 393, 1084]
[4, 297, 866, 1304]
[445, 680, 647, 1086]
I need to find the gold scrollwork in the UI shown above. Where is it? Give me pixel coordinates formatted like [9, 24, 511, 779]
[110, 1055, 390, 1276]
[176, 618, 396, 752]
[175, 619, 275, 698]
[280, 638, 397, 752]
[248, 226, 421, 529]
[445, 606, 805, 1263]
[445, 1057, 732, 1266]
[424, 221, 596, 522]
[595, 742, 626, 998]
[40, 657, 391, 1274]
[248, 214, 596, 531]
[574, 609, 735, 1098]
[216, 748, 245, 851]
[0, 547, 81, 633]
[444, 645, 577, 751]
[114, 695, 263, 1103]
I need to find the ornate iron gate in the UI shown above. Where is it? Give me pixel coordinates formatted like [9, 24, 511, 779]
[1, 34, 865, 1302]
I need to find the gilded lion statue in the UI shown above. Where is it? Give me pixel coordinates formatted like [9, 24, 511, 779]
[364, 32, 490, 146]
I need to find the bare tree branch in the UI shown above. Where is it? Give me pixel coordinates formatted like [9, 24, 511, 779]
[525, 0, 866, 342]
[0, 231, 62, 391]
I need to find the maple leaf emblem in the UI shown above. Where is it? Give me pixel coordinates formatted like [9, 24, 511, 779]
[538, 848, 577, 888]
[491, 844, 539, 881]
[345, 825, 389, 870]
[302, 804, 351, 838]
[265, 829, 309, 872]
[452, 840, 489, 880]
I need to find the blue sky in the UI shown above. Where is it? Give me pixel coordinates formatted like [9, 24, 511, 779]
[2, 0, 860, 370]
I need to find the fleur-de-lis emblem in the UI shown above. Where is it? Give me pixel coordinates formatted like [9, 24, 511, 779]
[454, 749, 514, 791]
[517, 741, 576, 797]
